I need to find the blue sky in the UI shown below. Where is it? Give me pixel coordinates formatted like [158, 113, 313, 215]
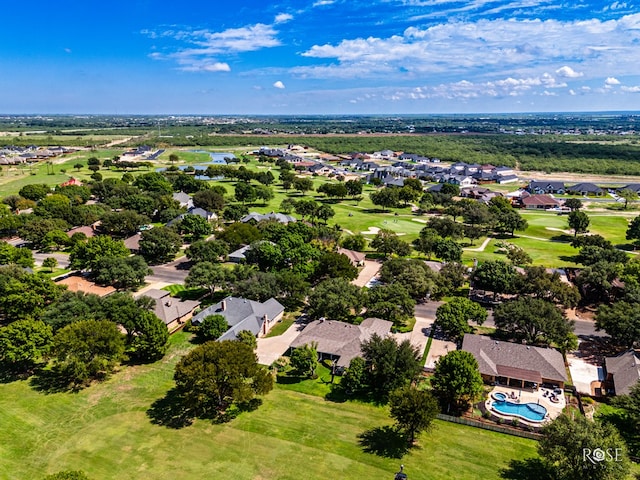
[2, 0, 640, 114]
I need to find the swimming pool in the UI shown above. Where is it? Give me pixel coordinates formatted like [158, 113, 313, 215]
[492, 399, 547, 422]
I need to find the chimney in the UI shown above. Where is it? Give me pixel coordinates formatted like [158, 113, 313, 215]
[262, 314, 268, 335]
[221, 300, 226, 311]
[165, 300, 172, 307]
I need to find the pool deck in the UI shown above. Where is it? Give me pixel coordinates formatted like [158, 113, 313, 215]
[484, 386, 565, 427]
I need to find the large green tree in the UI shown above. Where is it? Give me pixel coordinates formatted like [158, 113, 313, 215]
[435, 297, 486, 341]
[371, 229, 411, 257]
[493, 297, 574, 347]
[365, 284, 415, 327]
[539, 414, 630, 480]
[173, 340, 273, 417]
[389, 386, 440, 445]
[307, 277, 364, 321]
[100, 210, 150, 238]
[314, 252, 358, 282]
[626, 215, 640, 248]
[290, 342, 319, 378]
[185, 239, 229, 263]
[69, 235, 130, 271]
[568, 210, 590, 237]
[197, 314, 229, 342]
[0, 319, 53, 372]
[431, 350, 483, 414]
[52, 320, 126, 384]
[139, 226, 183, 264]
[360, 334, 421, 399]
[471, 259, 516, 299]
[185, 261, 228, 297]
[595, 301, 640, 348]
[121, 310, 168, 362]
[92, 255, 151, 289]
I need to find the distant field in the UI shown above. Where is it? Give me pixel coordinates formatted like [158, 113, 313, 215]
[0, 332, 539, 480]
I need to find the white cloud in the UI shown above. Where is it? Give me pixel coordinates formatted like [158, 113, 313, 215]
[149, 22, 283, 73]
[297, 14, 640, 81]
[274, 13, 293, 24]
[313, 0, 336, 5]
[180, 62, 231, 72]
[556, 66, 583, 78]
[621, 85, 640, 92]
[64, 48, 72, 54]
[605, 77, 621, 85]
[273, 80, 286, 89]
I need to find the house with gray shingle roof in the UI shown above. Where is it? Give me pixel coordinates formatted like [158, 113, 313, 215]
[289, 318, 393, 370]
[605, 350, 640, 395]
[241, 212, 296, 224]
[566, 183, 604, 196]
[138, 288, 200, 332]
[462, 334, 568, 388]
[172, 191, 194, 209]
[192, 296, 285, 341]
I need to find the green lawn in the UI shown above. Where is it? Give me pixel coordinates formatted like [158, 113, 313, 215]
[0, 332, 539, 480]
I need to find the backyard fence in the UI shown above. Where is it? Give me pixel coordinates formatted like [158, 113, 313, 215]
[436, 414, 543, 441]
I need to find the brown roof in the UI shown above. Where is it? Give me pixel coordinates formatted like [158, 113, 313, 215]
[496, 365, 542, 384]
[137, 288, 200, 327]
[462, 334, 567, 384]
[605, 350, 640, 395]
[290, 318, 392, 367]
[66, 225, 95, 238]
[57, 275, 115, 297]
[521, 194, 560, 207]
[124, 233, 141, 251]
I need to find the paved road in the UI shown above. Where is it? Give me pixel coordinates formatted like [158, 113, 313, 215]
[33, 252, 70, 268]
[147, 257, 191, 284]
[482, 308, 602, 338]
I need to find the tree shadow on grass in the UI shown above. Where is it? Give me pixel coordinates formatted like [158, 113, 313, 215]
[29, 368, 83, 394]
[500, 458, 552, 480]
[146, 387, 194, 429]
[358, 426, 410, 459]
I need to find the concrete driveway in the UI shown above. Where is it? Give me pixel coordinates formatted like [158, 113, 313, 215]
[256, 319, 306, 366]
[352, 260, 382, 287]
[567, 351, 604, 395]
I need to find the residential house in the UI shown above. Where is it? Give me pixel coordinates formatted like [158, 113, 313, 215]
[604, 350, 640, 395]
[139, 288, 200, 332]
[494, 166, 515, 177]
[337, 247, 366, 267]
[192, 296, 285, 340]
[172, 191, 194, 209]
[497, 175, 520, 184]
[66, 225, 96, 239]
[308, 163, 334, 175]
[123, 233, 142, 253]
[460, 187, 502, 203]
[462, 334, 568, 389]
[620, 184, 640, 194]
[289, 318, 393, 371]
[166, 206, 217, 227]
[241, 212, 297, 224]
[527, 181, 565, 194]
[521, 194, 561, 210]
[566, 183, 604, 196]
[228, 245, 251, 263]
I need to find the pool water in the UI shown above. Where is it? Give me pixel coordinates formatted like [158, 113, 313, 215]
[492, 400, 547, 422]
